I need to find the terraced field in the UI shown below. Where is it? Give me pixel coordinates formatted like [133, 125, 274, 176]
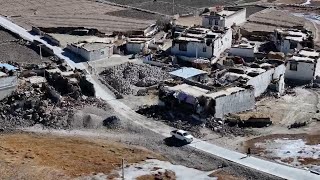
[0, 0, 155, 34]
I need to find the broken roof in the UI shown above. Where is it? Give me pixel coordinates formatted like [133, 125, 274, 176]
[298, 49, 320, 58]
[170, 67, 208, 79]
[0, 63, 18, 71]
[204, 87, 245, 99]
[289, 49, 320, 63]
[72, 42, 113, 51]
[275, 29, 309, 42]
[167, 84, 209, 98]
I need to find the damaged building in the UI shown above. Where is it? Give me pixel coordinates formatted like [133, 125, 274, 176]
[160, 58, 285, 119]
[171, 26, 232, 62]
[66, 41, 114, 61]
[202, 7, 246, 28]
[0, 63, 18, 100]
[285, 48, 320, 83]
[272, 28, 313, 54]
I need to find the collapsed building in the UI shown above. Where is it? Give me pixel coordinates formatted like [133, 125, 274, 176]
[160, 58, 285, 119]
[171, 26, 232, 62]
[272, 28, 313, 54]
[0, 63, 18, 100]
[201, 7, 247, 28]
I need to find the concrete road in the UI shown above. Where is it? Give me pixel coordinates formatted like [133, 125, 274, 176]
[0, 15, 319, 180]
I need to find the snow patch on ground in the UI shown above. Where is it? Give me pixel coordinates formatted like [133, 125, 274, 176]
[255, 138, 320, 167]
[114, 159, 216, 180]
[302, 0, 311, 5]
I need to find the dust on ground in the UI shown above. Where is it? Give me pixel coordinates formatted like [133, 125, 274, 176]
[237, 87, 318, 126]
[0, 132, 163, 179]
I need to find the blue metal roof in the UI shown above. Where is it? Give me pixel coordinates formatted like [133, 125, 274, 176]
[169, 67, 207, 79]
[0, 63, 18, 71]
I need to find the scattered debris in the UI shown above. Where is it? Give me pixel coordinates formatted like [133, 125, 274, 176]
[103, 116, 121, 129]
[100, 63, 170, 95]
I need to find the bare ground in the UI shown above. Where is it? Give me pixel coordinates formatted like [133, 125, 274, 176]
[0, 132, 163, 179]
[0, 0, 154, 34]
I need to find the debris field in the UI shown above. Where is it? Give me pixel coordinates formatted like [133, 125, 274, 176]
[100, 63, 171, 95]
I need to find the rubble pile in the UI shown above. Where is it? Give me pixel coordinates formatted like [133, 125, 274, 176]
[0, 81, 108, 130]
[205, 118, 249, 137]
[100, 63, 171, 95]
[137, 105, 249, 137]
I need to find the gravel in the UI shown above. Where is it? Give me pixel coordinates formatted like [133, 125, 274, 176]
[100, 63, 170, 95]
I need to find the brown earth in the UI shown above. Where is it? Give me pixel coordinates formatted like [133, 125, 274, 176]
[0, 0, 154, 34]
[0, 132, 163, 179]
[246, 133, 320, 166]
[209, 170, 246, 180]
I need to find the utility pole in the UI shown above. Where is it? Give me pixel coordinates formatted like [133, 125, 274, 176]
[172, 0, 175, 16]
[121, 158, 125, 180]
[37, 44, 43, 60]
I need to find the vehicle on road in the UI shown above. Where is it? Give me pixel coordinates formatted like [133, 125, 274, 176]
[170, 129, 194, 143]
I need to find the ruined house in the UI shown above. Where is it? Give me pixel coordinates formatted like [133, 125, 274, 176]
[0, 63, 18, 100]
[169, 67, 208, 82]
[285, 49, 320, 83]
[202, 7, 246, 28]
[126, 37, 154, 54]
[228, 38, 259, 58]
[272, 28, 313, 54]
[160, 58, 285, 118]
[66, 42, 114, 61]
[171, 26, 232, 62]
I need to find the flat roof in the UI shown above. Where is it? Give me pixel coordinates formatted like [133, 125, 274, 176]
[217, 10, 236, 16]
[81, 42, 113, 51]
[0, 63, 18, 71]
[175, 36, 202, 42]
[299, 49, 320, 58]
[168, 84, 209, 97]
[170, 67, 208, 79]
[276, 29, 308, 42]
[290, 56, 315, 63]
[204, 87, 245, 99]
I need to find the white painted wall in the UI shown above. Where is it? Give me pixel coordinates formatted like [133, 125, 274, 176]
[202, 9, 246, 28]
[214, 88, 255, 118]
[247, 64, 286, 97]
[171, 28, 232, 59]
[0, 76, 17, 101]
[285, 61, 315, 81]
[67, 44, 113, 61]
[171, 40, 213, 58]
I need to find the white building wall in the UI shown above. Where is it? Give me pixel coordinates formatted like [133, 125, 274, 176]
[171, 29, 232, 59]
[89, 46, 113, 61]
[247, 64, 286, 97]
[67, 44, 112, 61]
[202, 9, 246, 28]
[285, 61, 315, 81]
[213, 28, 232, 59]
[0, 76, 17, 101]
[214, 88, 255, 118]
[171, 41, 213, 59]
